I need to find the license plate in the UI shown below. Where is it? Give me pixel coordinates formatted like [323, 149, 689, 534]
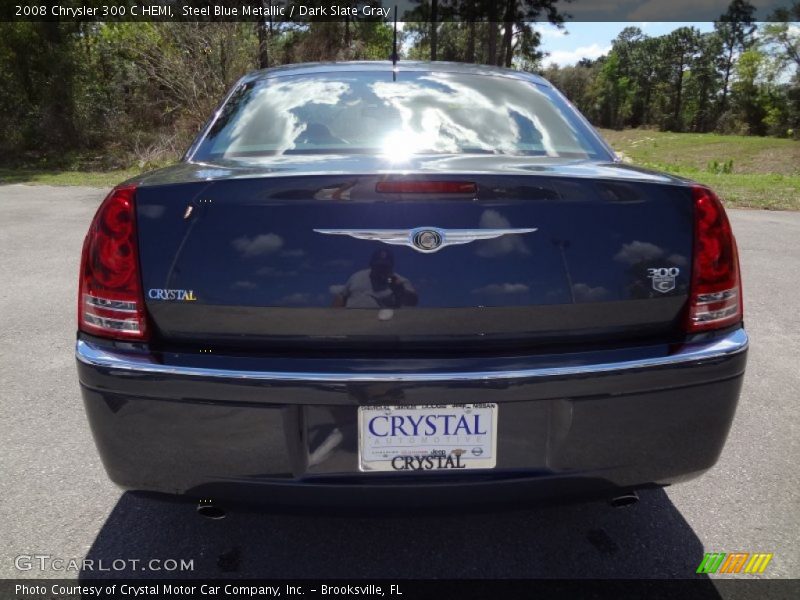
[358, 403, 497, 472]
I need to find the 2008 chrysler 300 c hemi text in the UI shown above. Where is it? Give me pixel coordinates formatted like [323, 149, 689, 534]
[75, 62, 747, 508]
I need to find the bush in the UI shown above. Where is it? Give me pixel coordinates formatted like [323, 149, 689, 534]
[707, 159, 735, 174]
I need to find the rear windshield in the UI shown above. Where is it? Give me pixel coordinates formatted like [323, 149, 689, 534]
[191, 71, 608, 161]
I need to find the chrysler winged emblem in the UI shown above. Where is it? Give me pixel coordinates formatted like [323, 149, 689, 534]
[313, 226, 537, 254]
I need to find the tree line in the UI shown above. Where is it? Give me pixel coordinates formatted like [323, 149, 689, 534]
[544, 1, 800, 137]
[0, 19, 395, 169]
[0, 0, 797, 170]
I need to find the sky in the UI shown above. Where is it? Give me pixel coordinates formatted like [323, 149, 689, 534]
[537, 22, 716, 67]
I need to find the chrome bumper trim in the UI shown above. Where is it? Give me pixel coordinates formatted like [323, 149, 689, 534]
[76, 329, 748, 384]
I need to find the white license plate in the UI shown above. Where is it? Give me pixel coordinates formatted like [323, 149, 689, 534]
[358, 403, 498, 472]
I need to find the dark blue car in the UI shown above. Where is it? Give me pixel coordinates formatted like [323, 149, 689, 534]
[75, 62, 747, 512]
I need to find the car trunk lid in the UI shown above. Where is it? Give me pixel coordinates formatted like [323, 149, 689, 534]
[135, 162, 693, 350]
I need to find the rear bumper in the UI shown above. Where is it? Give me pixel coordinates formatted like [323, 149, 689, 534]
[76, 329, 747, 507]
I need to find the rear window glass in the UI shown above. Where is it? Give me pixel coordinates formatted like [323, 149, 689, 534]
[192, 71, 607, 161]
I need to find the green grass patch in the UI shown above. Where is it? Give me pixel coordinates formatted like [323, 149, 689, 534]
[599, 128, 800, 210]
[649, 165, 799, 211]
[0, 168, 140, 188]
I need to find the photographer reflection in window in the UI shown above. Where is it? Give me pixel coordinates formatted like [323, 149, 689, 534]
[333, 249, 418, 309]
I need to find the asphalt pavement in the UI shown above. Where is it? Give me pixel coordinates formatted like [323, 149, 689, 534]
[0, 184, 797, 582]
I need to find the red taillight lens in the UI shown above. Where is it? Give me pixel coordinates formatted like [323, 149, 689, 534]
[686, 185, 742, 332]
[376, 181, 477, 194]
[78, 185, 149, 340]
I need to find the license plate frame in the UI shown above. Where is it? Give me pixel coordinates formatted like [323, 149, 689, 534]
[357, 403, 498, 472]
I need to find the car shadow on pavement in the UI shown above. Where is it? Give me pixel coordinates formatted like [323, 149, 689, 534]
[79, 487, 719, 589]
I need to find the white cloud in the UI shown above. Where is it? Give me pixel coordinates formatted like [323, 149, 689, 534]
[475, 210, 531, 257]
[536, 25, 568, 39]
[667, 253, 689, 267]
[545, 43, 611, 67]
[232, 233, 283, 257]
[614, 241, 664, 265]
[573, 283, 609, 302]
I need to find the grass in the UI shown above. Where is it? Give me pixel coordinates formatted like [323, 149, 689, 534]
[599, 129, 800, 210]
[2, 130, 799, 210]
[0, 167, 140, 188]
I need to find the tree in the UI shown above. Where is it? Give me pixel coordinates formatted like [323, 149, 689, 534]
[430, 0, 439, 61]
[593, 52, 633, 128]
[543, 61, 598, 118]
[686, 33, 723, 132]
[497, 0, 564, 68]
[659, 27, 701, 131]
[406, 1, 565, 67]
[628, 35, 663, 127]
[714, 0, 757, 113]
[607, 27, 652, 127]
[732, 48, 769, 134]
[256, 2, 274, 69]
[761, 1, 800, 72]
[760, 3, 800, 137]
[4, 4, 800, 170]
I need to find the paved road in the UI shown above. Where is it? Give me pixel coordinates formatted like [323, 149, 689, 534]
[0, 185, 797, 582]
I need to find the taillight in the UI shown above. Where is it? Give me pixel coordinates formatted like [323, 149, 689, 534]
[686, 185, 742, 332]
[376, 181, 477, 194]
[78, 185, 149, 340]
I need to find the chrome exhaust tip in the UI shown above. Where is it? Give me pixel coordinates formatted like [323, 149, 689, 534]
[609, 491, 639, 508]
[196, 501, 226, 520]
